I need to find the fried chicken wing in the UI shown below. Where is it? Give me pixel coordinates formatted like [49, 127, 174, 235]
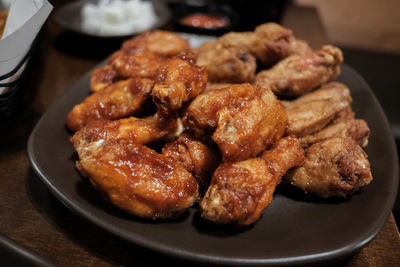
[212, 88, 287, 161]
[285, 137, 372, 198]
[195, 23, 312, 83]
[284, 82, 352, 137]
[75, 139, 198, 219]
[255, 45, 343, 97]
[121, 30, 191, 57]
[66, 78, 154, 131]
[251, 23, 308, 66]
[183, 83, 255, 138]
[196, 41, 257, 83]
[71, 111, 181, 149]
[90, 65, 119, 92]
[109, 49, 168, 79]
[152, 53, 207, 114]
[200, 136, 304, 226]
[109, 31, 191, 79]
[299, 118, 370, 148]
[162, 134, 220, 194]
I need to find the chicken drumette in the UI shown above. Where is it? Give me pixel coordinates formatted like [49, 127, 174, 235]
[285, 137, 372, 198]
[200, 136, 304, 226]
[75, 139, 198, 219]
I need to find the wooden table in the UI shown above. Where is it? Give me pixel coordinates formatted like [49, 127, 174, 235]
[0, 3, 399, 266]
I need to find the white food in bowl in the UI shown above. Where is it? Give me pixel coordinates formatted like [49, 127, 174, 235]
[81, 0, 158, 36]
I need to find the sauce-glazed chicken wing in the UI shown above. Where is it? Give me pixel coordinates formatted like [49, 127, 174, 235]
[162, 134, 220, 194]
[121, 30, 191, 56]
[108, 30, 191, 79]
[71, 111, 181, 149]
[255, 45, 343, 97]
[90, 65, 119, 92]
[285, 137, 372, 198]
[200, 136, 304, 226]
[212, 88, 287, 161]
[75, 140, 198, 219]
[66, 78, 154, 131]
[183, 83, 255, 138]
[152, 53, 207, 114]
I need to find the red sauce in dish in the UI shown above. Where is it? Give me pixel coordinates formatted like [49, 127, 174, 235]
[180, 13, 229, 29]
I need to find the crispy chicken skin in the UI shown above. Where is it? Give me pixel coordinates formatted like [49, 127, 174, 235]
[71, 111, 181, 148]
[152, 53, 207, 114]
[285, 137, 372, 198]
[183, 83, 256, 138]
[90, 65, 119, 92]
[284, 82, 352, 137]
[255, 45, 343, 97]
[299, 118, 370, 148]
[66, 78, 154, 132]
[196, 41, 257, 83]
[213, 88, 288, 161]
[162, 134, 220, 194]
[200, 136, 305, 226]
[75, 140, 198, 219]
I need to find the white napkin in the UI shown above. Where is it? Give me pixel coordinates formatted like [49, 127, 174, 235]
[0, 0, 53, 87]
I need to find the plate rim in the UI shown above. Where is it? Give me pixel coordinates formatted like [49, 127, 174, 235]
[27, 63, 399, 266]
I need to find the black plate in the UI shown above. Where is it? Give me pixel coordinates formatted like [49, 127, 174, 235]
[53, 0, 171, 38]
[28, 64, 398, 266]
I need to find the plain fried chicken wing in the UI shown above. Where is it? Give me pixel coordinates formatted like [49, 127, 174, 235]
[299, 118, 370, 148]
[152, 53, 207, 114]
[285, 137, 372, 198]
[212, 88, 287, 161]
[255, 45, 343, 97]
[162, 134, 220, 194]
[66, 78, 154, 131]
[284, 82, 352, 137]
[196, 41, 257, 83]
[218, 23, 312, 66]
[200, 136, 304, 226]
[75, 139, 198, 219]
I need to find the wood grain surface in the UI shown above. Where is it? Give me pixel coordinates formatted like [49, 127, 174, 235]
[0, 2, 398, 266]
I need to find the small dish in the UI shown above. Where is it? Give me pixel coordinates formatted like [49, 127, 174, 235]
[53, 0, 171, 38]
[171, 3, 239, 35]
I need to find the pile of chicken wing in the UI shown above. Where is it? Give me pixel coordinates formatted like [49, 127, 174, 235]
[66, 24, 372, 226]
